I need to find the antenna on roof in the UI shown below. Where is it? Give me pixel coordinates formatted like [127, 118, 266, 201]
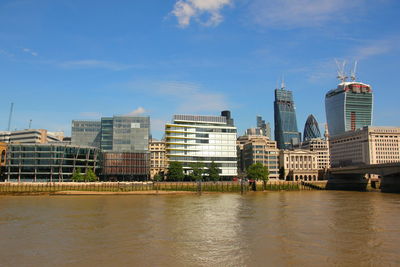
[335, 59, 348, 83]
[281, 74, 285, 89]
[28, 119, 32, 129]
[350, 60, 358, 81]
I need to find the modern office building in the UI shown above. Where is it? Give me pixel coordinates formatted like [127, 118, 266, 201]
[279, 149, 318, 181]
[240, 136, 279, 179]
[165, 111, 237, 178]
[71, 120, 102, 147]
[0, 129, 64, 144]
[274, 84, 301, 149]
[149, 139, 167, 179]
[71, 115, 151, 180]
[101, 152, 149, 181]
[5, 143, 101, 182]
[256, 115, 271, 139]
[325, 81, 373, 136]
[303, 114, 321, 141]
[330, 126, 400, 167]
[0, 142, 6, 180]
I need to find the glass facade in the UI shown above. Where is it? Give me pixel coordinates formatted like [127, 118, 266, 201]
[6, 143, 101, 182]
[325, 82, 373, 136]
[71, 120, 101, 147]
[303, 114, 321, 141]
[274, 88, 301, 149]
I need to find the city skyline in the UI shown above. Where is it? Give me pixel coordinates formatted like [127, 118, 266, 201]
[1, 0, 400, 139]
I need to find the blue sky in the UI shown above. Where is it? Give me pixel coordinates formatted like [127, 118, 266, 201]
[1, 0, 400, 139]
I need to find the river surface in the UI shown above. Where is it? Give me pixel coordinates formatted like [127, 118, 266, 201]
[1, 191, 400, 266]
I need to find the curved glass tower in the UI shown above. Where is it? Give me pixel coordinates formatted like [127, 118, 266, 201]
[303, 114, 321, 141]
[325, 82, 373, 136]
[274, 87, 301, 149]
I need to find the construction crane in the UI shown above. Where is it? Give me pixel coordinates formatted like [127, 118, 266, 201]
[335, 59, 348, 83]
[350, 60, 358, 81]
[7, 102, 14, 131]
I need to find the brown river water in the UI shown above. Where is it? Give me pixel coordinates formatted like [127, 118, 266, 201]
[1, 191, 400, 266]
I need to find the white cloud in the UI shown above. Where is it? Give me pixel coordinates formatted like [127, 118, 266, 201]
[127, 107, 147, 116]
[354, 38, 397, 60]
[171, 0, 232, 28]
[248, 0, 363, 28]
[125, 80, 229, 113]
[155, 81, 228, 112]
[22, 47, 38, 56]
[60, 59, 132, 71]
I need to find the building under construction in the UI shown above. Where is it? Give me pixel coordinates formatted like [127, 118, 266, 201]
[5, 143, 101, 182]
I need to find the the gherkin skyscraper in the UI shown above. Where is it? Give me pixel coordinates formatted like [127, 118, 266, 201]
[303, 114, 321, 141]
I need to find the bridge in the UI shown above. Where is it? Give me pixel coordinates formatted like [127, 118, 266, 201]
[327, 162, 400, 193]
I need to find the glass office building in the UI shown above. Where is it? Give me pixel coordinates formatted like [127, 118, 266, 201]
[274, 88, 301, 149]
[303, 114, 321, 141]
[71, 121, 101, 147]
[5, 143, 100, 182]
[325, 82, 373, 136]
[71, 115, 151, 180]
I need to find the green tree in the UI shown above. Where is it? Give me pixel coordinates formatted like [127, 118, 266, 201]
[189, 162, 205, 181]
[247, 162, 269, 190]
[85, 168, 98, 182]
[154, 173, 163, 182]
[167, 161, 184, 181]
[207, 161, 220, 182]
[71, 168, 84, 182]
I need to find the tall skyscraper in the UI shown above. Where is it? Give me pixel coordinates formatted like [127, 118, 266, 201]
[274, 84, 301, 149]
[325, 81, 373, 136]
[256, 115, 271, 139]
[303, 114, 321, 141]
[325, 62, 373, 137]
[165, 111, 237, 178]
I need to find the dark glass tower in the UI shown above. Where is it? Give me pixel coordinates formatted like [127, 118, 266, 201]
[274, 86, 301, 149]
[303, 114, 321, 141]
[325, 82, 373, 136]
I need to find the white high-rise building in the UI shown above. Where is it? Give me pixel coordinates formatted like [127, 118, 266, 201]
[165, 111, 237, 178]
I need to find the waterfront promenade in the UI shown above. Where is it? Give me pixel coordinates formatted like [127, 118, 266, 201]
[0, 181, 327, 195]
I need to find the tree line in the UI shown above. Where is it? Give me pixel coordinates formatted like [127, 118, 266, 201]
[157, 161, 269, 187]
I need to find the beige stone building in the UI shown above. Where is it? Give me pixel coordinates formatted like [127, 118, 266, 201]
[299, 138, 330, 170]
[0, 142, 7, 168]
[330, 126, 400, 167]
[279, 149, 318, 181]
[240, 135, 279, 179]
[0, 129, 64, 144]
[149, 139, 167, 179]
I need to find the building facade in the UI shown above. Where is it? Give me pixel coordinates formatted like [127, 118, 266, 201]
[5, 143, 100, 182]
[256, 115, 271, 139]
[149, 139, 167, 179]
[303, 114, 321, 141]
[279, 150, 318, 181]
[0, 142, 7, 180]
[241, 136, 279, 180]
[274, 86, 301, 149]
[330, 126, 400, 167]
[165, 111, 237, 178]
[72, 116, 151, 180]
[0, 129, 64, 144]
[71, 120, 102, 147]
[325, 81, 373, 136]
